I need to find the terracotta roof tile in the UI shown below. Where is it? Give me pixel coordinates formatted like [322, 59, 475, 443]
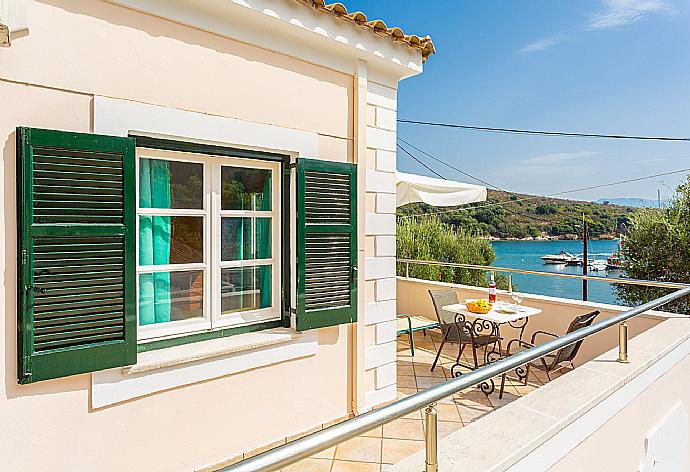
[292, 0, 436, 62]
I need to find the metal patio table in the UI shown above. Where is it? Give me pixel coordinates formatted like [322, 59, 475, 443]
[441, 301, 542, 394]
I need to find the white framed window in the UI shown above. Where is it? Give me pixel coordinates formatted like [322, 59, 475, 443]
[136, 148, 281, 341]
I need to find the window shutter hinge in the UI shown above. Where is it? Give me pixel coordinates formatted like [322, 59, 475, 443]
[26, 285, 46, 294]
[21, 249, 27, 268]
[22, 357, 32, 379]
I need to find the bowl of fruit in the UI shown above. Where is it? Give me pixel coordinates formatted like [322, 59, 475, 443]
[465, 299, 493, 314]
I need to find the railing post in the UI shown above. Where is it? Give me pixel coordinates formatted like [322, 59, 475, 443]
[425, 403, 438, 472]
[406, 262, 409, 278]
[617, 322, 629, 363]
[508, 272, 513, 294]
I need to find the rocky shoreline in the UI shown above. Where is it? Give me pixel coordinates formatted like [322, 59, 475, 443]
[486, 233, 620, 242]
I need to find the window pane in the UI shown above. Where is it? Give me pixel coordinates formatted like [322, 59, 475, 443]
[139, 270, 204, 325]
[140, 158, 203, 209]
[221, 266, 272, 314]
[139, 216, 203, 265]
[221, 217, 271, 261]
[221, 167, 271, 211]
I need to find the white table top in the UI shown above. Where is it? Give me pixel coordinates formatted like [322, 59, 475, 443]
[442, 301, 542, 324]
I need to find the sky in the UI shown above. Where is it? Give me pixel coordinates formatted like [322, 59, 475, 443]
[341, 0, 690, 202]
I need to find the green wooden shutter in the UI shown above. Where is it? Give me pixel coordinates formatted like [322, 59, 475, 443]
[16, 127, 136, 383]
[296, 159, 357, 331]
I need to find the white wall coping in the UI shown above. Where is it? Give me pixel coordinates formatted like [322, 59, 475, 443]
[397, 276, 675, 321]
[391, 316, 690, 472]
[128, 327, 300, 374]
[92, 329, 318, 409]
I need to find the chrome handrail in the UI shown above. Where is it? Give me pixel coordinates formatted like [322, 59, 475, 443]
[221, 287, 690, 472]
[397, 258, 690, 290]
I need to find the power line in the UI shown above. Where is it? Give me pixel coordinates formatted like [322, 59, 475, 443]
[396, 140, 554, 223]
[400, 167, 690, 218]
[397, 137, 501, 190]
[396, 143, 444, 179]
[397, 119, 690, 142]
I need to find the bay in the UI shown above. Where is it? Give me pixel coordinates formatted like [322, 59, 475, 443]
[491, 239, 622, 305]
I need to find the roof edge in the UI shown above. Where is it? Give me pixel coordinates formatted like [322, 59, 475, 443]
[294, 0, 436, 62]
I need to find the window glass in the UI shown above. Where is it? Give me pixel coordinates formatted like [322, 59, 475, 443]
[221, 167, 271, 211]
[138, 270, 204, 325]
[139, 158, 203, 209]
[221, 217, 271, 261]
[139, 216, 203, 265]
[221, 266, 272, 314]
[137, 153, 279, 338]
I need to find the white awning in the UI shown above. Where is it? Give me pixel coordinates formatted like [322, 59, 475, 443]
[396, 172, 487, 208]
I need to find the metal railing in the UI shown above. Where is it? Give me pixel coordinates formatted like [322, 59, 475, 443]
[398, 258, 690, 293]
[222, 285, 690, 472]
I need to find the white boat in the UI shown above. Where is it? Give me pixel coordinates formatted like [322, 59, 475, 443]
[587, 260, 608, 271]
[541, 251, 580, 265]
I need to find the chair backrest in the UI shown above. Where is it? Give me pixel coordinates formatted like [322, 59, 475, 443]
[550, 310, 600, 368]
[428, 289, 461, 326]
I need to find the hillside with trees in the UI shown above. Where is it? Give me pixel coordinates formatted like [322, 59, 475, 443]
[397, 190, 635, 240]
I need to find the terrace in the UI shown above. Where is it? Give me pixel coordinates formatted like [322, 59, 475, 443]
[280, 328, 547, 472]
[229, 261, 690, 472]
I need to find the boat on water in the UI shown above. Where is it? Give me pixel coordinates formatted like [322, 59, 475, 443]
[587, 260, 608, 271]
[606, 252, 623, 270]
[541, 251, 580, 265]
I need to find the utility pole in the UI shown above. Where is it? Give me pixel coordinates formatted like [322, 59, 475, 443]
[658, 189, 661, 209]
[582, 215, 588, 302]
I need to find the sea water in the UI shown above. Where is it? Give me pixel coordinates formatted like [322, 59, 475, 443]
[491, 239, 621, 305]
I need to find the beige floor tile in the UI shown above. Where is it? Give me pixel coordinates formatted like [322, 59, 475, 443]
[436, 420, 464, 439]
[381, 439, 425, 464]
[401, 408, 422, 420]
[490, 391, 520, 408]
[334, 436, 382, 463]
[512, 382, 539, 396]
[382, 418, 425, 441]
[434, 403, 462, 422]
[396, 387, 416, 399]
[311, 445, 337, 460]
[361, 426, 382, 438]
[416, 376, 446, 389]
[331, 460, 381, 472]
[282, 458, 332, 472]
[396, 364, 415, 376]
[414, 365, 446, 378]
[396, 375, 417, 388]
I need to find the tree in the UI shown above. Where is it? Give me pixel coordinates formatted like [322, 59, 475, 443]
[397, 217, 508, 289]
[615, 177, 690, 313]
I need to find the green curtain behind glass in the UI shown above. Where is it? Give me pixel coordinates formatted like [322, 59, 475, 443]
[259, 173, 271, 308]
[139, 159, 172, 325]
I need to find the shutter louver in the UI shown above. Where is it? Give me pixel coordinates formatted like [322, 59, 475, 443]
[17, 128, 136, 384]
[296, 159, 357, 330]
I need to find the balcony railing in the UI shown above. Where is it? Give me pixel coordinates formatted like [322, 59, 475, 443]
[398, 258, 690, 294]
[222, 263, 690, 472]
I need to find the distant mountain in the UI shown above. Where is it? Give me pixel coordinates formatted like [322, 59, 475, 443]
[595, 198, 658, 208]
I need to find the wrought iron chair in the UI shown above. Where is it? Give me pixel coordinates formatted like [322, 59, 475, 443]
[428, 289, 501, 372]
[498, 310, 600, 398]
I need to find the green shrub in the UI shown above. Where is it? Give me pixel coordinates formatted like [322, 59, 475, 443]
[615, 177, 690, 312]
[396, 217, 508, 289]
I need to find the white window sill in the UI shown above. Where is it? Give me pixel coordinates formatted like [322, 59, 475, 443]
[92, 328, 317, 408]
[128, 327, 300, 374]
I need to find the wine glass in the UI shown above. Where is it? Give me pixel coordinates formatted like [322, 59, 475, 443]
[511, 293, 523, 309]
